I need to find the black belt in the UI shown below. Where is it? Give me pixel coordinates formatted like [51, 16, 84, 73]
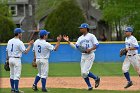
[10, 57, 20, 58]
[127, 54, 136, 56]
[14, 57, 20, 58]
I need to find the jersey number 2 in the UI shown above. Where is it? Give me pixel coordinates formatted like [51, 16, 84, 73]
[38, 45, 41, 53]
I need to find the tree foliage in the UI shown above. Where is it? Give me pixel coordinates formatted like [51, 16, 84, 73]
[0, 0, 11, 17]
[0, 0, 15, 43]
[97, 0, 140, 40]
[0, 16, 15, 42]
[36, 0, 69, 21]
[45, 0, 85, 40]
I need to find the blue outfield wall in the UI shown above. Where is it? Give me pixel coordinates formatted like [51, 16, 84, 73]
[0, 42, 140, 63]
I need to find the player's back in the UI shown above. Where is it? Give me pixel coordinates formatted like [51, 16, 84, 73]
[7, 38, 25, 57]
[33, 39, 54, 59]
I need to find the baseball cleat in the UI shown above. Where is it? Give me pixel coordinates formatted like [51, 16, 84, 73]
[95, 76, 100, 88]
[32, 84, 38, 91]
[124, 81, 133, 88]
[88, 87, 93, 91]
[11, 90, 15, 93]
[15, 90, 24, 93]
[42, 88, 48, 92]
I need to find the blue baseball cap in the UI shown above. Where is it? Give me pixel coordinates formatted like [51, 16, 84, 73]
[78, 23, 89, 29]
[39, 30, 50, 37]
[14, 28, 25, 34]
[124, 26, 133, 32]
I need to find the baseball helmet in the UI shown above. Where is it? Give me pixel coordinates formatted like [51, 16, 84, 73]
[14, 28, 25, 34]
[39, 30, 50, 37]
[124, 26, 133, 32]
[78, 23, 89, 29]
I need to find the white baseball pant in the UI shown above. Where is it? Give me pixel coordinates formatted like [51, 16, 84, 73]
[36, 59, 49, 78]
[81, 53, 95, 78]
[122, 54, 140, 75]
[9, 58, 21, 80]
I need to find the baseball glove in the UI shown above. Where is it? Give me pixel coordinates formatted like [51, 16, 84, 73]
[32, 59, 37, 68]
[77, 46, 87, 53]
[4, 60, 10, 71]
[120, 48, 127, 57]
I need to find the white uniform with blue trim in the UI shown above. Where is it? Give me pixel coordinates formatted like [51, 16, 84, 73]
[76, 33, 99, 78]
[122, 35, 140, 75]
[33, 39, 54, 78]
[6, 38, 26, 80]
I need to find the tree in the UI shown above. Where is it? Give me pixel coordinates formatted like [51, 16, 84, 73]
[0, 16, 15, 43]
[0, 0, 15, 43]
[97, 0, 140, 40]
[0, 0, 11, 17]
[36, 0, 69, 21]
[44, 0, 85, 40]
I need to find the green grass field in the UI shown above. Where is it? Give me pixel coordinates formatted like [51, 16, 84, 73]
[0, 88, 140, 93]
[0, 62, 138, 77]
[0, 62, 139, 93]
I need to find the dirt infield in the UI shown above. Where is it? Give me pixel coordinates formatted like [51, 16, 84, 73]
[0, 76, 140, 91]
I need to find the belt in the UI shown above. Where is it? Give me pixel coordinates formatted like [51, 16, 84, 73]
[127, 54, 136, 56]
[14, 57, 20, 58]
[36, 58, 48, 59]
[10, 57, 20, 58]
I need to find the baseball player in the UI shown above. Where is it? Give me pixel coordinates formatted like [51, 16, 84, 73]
[63, 23, 100, 90]
[6, 28, 34, 93]
[32, 30, 62, 92]
[122, 26, 140, 88]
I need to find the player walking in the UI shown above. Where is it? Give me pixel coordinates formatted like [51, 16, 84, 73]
[122, 26, 140, 88]
[6, 28, 34, 93]
[63, 23, 100, 90]
[32, 30, 62, 92]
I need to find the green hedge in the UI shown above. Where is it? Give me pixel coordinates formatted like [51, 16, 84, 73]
[45, 0, 86, 40]
[0, 16, 15, 43]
